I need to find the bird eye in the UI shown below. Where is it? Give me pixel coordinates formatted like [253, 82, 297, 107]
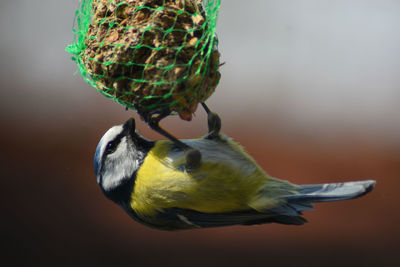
[105, 140, 118, 154]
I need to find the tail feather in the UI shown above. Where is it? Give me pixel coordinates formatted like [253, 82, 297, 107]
[278, 179, 376, 219]
[243, 180, 375, 227]
[288, 180, 376, 203]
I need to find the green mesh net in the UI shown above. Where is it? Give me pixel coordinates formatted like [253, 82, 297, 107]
[66, 0, 221, 120]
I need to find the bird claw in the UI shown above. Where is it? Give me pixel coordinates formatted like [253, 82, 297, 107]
[201, 103, 222, 140]
[207, 111, 221, 138]
[139, 104, 222, 171]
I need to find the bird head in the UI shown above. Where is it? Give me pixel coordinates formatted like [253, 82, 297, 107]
[94, 118, 154, 203]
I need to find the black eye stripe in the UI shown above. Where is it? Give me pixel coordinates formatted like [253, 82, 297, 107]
[105, 140, 118, 153]
[105, 132, 125, 155]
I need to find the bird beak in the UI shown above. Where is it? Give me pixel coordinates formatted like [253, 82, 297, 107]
[123, 117, 136, 138]
[123, 117, 155, 149]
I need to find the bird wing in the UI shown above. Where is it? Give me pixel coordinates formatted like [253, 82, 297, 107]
[132, 207, 307, 230]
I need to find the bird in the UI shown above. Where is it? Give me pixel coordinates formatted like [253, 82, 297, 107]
[94, 109, 376, 231]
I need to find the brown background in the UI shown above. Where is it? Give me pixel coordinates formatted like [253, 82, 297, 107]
[1, 0, 399, 266]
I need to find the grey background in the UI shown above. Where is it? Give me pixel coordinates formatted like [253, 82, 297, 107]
[1, 0, 400, 137]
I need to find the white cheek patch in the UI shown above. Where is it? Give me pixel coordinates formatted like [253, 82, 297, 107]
[101, 137, 139, 192]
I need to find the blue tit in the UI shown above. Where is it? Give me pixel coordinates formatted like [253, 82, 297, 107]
[94, 115, 375, 231]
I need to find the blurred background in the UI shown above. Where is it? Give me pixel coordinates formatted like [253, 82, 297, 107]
[1, 0, 399, 266]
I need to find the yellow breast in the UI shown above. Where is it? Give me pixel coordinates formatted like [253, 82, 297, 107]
[130, 140, 270, 217]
